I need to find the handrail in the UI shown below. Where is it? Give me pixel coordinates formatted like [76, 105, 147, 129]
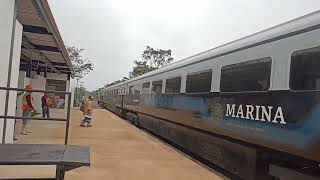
[0, 86, 72, 145]
[0, 86, 71, 94]
[0, 116, 67, 121]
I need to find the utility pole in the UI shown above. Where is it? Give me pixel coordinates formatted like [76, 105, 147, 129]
[75, 77, 79, 106]
[80, 81, 85, 100]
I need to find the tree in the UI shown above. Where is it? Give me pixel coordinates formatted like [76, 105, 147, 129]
[104, 77, 129, 88]
[129, 60, 157, 78]
[93, 46, 173, 93]
[129, 46, 173, 78]
[67, 46, 93, 106]
[67, 46, 93, 78]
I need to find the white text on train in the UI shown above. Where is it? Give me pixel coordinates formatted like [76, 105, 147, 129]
[225, 104, 286, 125]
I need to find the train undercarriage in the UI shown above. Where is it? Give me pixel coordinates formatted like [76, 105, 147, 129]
[99, 101, 320, 180]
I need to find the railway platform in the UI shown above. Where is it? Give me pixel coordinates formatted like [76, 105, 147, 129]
[0, 108, 225, 180]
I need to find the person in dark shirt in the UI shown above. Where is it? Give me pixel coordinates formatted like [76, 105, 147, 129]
[41, 93, 51, 118]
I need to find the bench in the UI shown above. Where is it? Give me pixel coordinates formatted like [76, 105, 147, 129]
[0, 144, 90, 180]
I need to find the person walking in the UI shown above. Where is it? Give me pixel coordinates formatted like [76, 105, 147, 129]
[41, 93, 52, 118]
[80, 96, 94, 127]
[54, 95, 60, 108]
[21, 84, 36, 135]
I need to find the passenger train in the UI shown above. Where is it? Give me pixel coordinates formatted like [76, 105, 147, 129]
[98, 11, 320, 180]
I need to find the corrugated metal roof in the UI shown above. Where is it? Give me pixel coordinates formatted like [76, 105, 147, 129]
[17, 0, 73, 76]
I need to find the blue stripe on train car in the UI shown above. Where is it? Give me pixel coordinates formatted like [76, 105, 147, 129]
[139, 94, 320, 149]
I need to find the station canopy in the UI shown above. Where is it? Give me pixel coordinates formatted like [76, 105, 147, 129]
[16, 0, 74, 76]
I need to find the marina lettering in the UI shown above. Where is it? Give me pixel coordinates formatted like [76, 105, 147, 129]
[226, 104, 236, 117]
[225, 104, 286, 125]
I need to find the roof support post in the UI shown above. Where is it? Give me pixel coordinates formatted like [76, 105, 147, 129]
[2, 0, 17, 144]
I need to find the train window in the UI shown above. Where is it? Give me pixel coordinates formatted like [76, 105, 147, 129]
[129, 86, 134, 95]
[142, 82, 150, 94]
[134, 84, 141, 95]
[186, 70, 212, 93]
[220, 57, 271, 92]
[290, 46, 320, 90]
[165, 77, 181, 94]
[120, 86, 126, 95]
[151, 80, 162, 94]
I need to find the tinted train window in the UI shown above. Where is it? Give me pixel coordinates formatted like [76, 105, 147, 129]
[142, 82, 150, 94]
[119, 87, 125, 95]
[129, 86, 134, 95]
[186, 70, 212, 93]
[151, 80, 162, 94]
[220, 57, 271, 92]
[134, 84, 141, 95]
[165, 77, 181, 94]
[291, 46, 320, 90]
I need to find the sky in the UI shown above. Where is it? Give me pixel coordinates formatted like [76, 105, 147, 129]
[48, 0, 320, 91]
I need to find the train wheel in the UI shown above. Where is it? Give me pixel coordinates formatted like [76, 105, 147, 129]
[132, 115, 141, 128]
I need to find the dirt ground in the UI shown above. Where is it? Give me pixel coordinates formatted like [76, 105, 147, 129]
[0, 109, 225, 180]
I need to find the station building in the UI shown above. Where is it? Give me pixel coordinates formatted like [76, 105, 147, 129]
[0, 0, 74, 143]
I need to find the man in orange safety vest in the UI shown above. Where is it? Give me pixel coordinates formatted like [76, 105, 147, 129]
[21, 84, 36, 135]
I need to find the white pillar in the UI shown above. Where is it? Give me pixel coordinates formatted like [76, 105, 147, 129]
[16, 71, 28, 117]
[65, 79, 71, 109]
[0, 0, 23, 143]
[70, 79, 75, 108]
[161, 79, 166, 94]
[180, 74, 187, 93]
[149, 82, 153, 94]
[30, 76, 46, 113]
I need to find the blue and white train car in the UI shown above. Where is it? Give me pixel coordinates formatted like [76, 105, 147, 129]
[99, 11, 320, 180]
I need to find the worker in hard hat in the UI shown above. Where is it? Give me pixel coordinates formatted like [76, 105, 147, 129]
[80, 96, 94, 127]
[21, 84, 36, 135]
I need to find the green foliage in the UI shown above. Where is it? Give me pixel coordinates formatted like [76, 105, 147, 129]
[129, 46, 173, 78]
[104, 77, 128, 88]
[67, 46, 93, 78]
[74, 86, 90, 106]
[93, 46, 173, 92]
[128, 60, 157, 78]
[90, 88, 103, 99]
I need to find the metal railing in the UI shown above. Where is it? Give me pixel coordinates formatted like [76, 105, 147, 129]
[0, 86, 72, 145]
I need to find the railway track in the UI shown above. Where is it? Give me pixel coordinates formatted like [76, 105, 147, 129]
[139, 127, 233, 179]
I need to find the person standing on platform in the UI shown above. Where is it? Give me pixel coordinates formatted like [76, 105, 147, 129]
[54, 95, 60, 108]
[80, 96, 94, 127]
[21, 84, 36, 135]
[41, 93, 52, 118]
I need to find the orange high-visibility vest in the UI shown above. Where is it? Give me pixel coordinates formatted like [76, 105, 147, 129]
[22, 93, 33, 110]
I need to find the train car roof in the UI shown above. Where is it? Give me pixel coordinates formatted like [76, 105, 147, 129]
[104, 10, 320, 90]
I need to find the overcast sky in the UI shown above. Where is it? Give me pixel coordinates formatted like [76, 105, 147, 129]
[49, 0, 320, 91]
